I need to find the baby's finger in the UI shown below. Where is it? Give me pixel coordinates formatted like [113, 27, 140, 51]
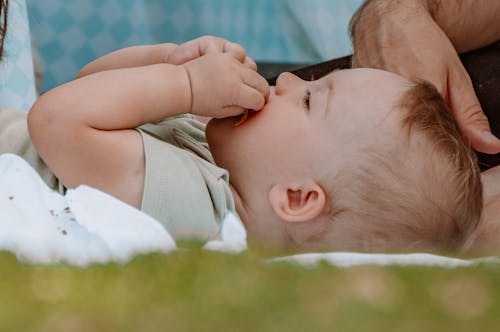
[243, 56, 257, 71]
[241, 68, 270, 100]
[203, 36, 227, 54]
[223, 41, 247, 64]
[234, 84, 266, 111]
[167, 39, 201, 64]
[170, 36, 228, 64]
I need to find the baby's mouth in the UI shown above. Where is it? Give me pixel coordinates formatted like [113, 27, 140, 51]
[232, 106, 264, 126]
[236, 109, 263, 127]
[234, 110, 249, 126]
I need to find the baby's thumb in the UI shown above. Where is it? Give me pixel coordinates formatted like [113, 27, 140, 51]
[219, 106, 246, 119]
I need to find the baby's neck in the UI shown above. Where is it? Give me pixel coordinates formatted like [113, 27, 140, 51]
[229, 183, 249, 228]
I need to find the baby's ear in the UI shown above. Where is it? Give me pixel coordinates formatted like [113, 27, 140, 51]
[268, 183, 326, 223]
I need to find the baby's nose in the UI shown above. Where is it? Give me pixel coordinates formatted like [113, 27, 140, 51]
[275, 72, 303, 95]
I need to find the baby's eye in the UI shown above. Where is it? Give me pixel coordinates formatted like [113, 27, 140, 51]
[302, 89, 311, 110]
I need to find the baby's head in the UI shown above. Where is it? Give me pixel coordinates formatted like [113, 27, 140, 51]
[206, 68, 482, 253]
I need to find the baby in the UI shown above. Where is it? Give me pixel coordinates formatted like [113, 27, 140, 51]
[206, 69, 482, 253]
[464, 166, 500, 254]
[3, 36, 482, 253]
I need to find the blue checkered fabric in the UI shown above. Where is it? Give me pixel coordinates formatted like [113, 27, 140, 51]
[0, 0, 37, 111]
[26, 0, 364, 92]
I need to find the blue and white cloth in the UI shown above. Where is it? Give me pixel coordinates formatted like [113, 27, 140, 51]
[1, 0, 364, 108]
[0, 0, 37, 111]
[26, 0, 364, 92]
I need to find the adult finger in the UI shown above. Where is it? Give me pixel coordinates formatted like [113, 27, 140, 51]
[448, 65, 500, 154]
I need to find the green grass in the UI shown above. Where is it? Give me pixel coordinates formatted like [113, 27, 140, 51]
[1, 250, 499, 332]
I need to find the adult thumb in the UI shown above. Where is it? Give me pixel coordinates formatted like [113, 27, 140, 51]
[459, 105, 500, 154]
[449, 68, 500, 154]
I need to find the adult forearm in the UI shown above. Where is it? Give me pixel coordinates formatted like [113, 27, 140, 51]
[428, 0, 500, 52]
[76, 43, 178, 78]
[352, 0, 500, 53]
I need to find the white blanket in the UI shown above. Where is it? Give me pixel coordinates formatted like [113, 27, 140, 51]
[1, 153, 497, 268]
[0, 153, 246, 266]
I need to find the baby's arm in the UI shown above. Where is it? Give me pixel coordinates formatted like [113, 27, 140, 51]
[30, 64, 190, 208]
[28, 53, 268, 209]
[76, 43, 178, 78]
[77, 36, 253, 78]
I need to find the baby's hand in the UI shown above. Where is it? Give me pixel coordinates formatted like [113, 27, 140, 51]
[166, 35, 257, 70]
[184, 53, 269, 118]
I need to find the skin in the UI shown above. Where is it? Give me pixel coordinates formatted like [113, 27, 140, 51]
[77, 37, 257, 78]
[351, 0, 500, 154]
[206, 69, 410, 247]
[467, 167, 500, 254]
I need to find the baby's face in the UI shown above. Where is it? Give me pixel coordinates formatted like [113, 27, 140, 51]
[207, 68, 411, 244]
[207, 68, 410, 190]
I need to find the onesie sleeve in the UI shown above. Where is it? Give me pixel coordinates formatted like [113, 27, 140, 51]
[136, 117, 238, 248]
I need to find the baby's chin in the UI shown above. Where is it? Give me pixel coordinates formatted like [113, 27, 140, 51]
[205, 118, 230, 164]
[206, 108, 262, 160]
[207, 110, 251, 128]
[206, 114, 239, 135]
[206, 112, 246, 148]
[206, 117, 229, 146]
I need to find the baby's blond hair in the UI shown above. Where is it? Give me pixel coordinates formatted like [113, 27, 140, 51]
[292, 81, 482, 253]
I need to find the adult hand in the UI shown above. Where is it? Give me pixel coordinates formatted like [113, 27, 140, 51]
[165, 35, 257, 70]
[351, 1, 500, 154]
[183, 53, 269, 118]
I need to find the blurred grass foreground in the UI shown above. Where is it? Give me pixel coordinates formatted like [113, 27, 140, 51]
[1, 250, 500, 332]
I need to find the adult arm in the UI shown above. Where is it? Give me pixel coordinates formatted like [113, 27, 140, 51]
[350, 0, 500, 154]
[429, 0, 500, 52]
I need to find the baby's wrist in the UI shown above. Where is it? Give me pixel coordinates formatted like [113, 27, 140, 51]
[160, 43, 180, 64]
[181, 64, 195, 115]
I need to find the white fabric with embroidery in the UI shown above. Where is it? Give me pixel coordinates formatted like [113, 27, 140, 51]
[1, 153, 497, 268]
